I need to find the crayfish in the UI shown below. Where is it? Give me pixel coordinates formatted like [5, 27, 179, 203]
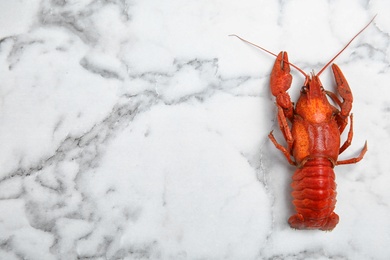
[231, 17, 375, 230]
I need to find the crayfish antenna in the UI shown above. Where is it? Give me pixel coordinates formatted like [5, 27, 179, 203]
[229, 34, 307, 77]
[317, 15, 376, 76]
[229, 34, 279, 58]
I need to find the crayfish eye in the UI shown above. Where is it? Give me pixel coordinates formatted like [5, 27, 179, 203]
[301, 86, 308, 93]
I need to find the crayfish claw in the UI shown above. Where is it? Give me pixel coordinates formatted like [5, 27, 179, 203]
[270, 51, 292, 97]
[332, 64, 353, 118]
[280, 51, 290, 73]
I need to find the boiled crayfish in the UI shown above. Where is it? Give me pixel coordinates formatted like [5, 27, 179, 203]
[231, 17, 374, 230]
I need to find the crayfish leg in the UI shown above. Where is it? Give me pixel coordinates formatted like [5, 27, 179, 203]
[339, 114, 354, 154]
[337, 141, 368, 165]
[268, 131, 295, 166]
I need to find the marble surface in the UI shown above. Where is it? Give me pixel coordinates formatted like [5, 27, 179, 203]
[0, 0, 389, 259]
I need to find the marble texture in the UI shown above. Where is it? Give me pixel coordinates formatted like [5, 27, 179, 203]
[0, 0, 389, 259]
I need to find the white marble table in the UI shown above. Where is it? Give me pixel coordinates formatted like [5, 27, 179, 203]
[0, 0, 389, 259]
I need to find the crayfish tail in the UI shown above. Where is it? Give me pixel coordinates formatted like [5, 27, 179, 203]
[289, 162, 339, 230]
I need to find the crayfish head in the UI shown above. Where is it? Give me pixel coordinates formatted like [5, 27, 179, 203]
[295, 73, 335, 123]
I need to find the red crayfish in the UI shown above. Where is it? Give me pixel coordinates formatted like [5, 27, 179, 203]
[231, 17, 374, 230]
